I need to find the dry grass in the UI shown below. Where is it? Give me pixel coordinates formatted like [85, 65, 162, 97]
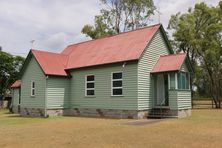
[1, 109, 222, 148]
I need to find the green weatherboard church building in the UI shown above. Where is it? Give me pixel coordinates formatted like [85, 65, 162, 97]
[11, 24, 192, 118]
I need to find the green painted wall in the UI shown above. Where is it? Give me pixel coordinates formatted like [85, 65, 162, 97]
[137, 30, 170, 110]
[46, 76, 71, 109]
[69, 61, 138, 110]
[180, 62, 189, 72]
[177, 90, 192, 109]
[12, 88, 20, 106]
[169, 90, 191, 110]
[20, 56, 46, 108]
[169, 90, 178, 110]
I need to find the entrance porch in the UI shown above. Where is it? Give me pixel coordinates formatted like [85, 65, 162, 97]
[149, 53, 193, 118]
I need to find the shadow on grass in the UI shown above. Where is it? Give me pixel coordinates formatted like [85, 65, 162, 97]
[7, 114, 21, 118]
[3, 111, 13, 114]
[62, 115, 123, 120]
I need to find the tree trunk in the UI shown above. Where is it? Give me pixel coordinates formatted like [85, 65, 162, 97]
[212, 94, 220, 108]
[213, 98, 219, 108]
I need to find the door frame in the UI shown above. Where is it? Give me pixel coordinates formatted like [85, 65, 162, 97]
[154, 73, 169, 106]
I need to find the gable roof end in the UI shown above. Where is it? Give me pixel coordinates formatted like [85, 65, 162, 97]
[31, 49, 69, 76]
[11, 80, 21, 88]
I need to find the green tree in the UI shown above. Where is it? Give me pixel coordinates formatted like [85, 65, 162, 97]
[0, 50, 24, 100]
[168, 2, 222, 107]
[82, 0, 156, 39]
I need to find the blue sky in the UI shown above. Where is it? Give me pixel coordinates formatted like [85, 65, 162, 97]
[0, 0, 219, 57]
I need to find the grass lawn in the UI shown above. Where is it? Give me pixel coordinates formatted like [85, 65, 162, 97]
[1, 109, 222, 148]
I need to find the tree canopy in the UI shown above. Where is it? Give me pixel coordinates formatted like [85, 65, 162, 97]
[82, 0, 156, 39]
[168, 2, 222, 107]
[0, 50, 24, 100]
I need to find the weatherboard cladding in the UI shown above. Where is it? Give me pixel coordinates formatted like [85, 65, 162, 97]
[177, 90, 192, 109]
[169, 90, 191, 110]
[138, 30, 170, 110]
[20, 57, 46, 108]
[46, 76, 71, 109]
[180, 62, 189, 72]
[169, 90, 178, 110]
[69, 61, 138, 110]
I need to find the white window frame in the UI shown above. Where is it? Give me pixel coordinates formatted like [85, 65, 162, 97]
[169, 73, 177, 90]
[85, 74, 95, 96]
[175, 73, 178, 89]
[168, 74, 170, 89]
[31, 81, 35, 97]
[111, 72, 123, 96]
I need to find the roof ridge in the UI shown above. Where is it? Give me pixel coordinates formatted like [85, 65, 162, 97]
[31, 49, 61, 55]
[65, 23, 161, 49]
[160, 53, 186, 57]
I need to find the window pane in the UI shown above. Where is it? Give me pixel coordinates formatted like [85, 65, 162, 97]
[177, 73, 181, 89]
[182, 73, 186, 89]
[87, 82, 94, 88]
[32, 82, 35, 88]
[186, 73, 189, 89]
[87, 90, 94, 96]
[113, 72, 122, 79]
[32, 89, 35, 96]
[113, 89, 122, 95]
[113, 81, 122, 87]
[87, 75, 94, 81]
[170, 73, 175, 89]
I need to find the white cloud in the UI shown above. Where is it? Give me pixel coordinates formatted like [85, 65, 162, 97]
[152, 0, 219, 28]
[40, 32, 69, 52]
[0, 0, 219, 57]
[0, 0, 100, 56]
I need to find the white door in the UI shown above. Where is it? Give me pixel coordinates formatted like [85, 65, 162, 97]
[156, 74, 165, 106]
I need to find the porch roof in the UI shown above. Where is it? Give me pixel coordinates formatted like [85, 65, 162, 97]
[151, 53, 187, 73]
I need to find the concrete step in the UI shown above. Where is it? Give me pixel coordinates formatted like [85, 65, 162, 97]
[148, 107, 172, 118]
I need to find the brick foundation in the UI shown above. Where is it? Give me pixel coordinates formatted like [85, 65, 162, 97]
[20, 107, 45, 117]
[19, 107, 191, 119]
[46, 108, 149, 119]
[47, 109, 64, 116]
[177, 109, 191, 118]
[166, 109, 191, 118]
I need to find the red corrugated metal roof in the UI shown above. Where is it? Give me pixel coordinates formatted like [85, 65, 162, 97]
[31, 49, 69, 76]
[63, 24, 160, 69]
[151, 53, 187, 73]
[29, 24, 161, 76]
[11, 80, 21, 88]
